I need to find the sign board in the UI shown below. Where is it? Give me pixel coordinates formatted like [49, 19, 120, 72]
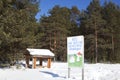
[67, 36, 84, 68]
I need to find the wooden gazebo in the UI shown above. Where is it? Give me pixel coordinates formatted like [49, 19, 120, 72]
[25, 48, 54, 69]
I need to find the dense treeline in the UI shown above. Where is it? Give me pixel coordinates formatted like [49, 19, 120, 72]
[0, 0, 120, 64]
[0, 0, 39, 64]
[80, 0, 120, 63]
[36, 6, 80, 61]
[37, 0, 120, 63]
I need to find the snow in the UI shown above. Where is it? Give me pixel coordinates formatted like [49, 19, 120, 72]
[27, 48, 54, 56]
[0, 62, 120, 80]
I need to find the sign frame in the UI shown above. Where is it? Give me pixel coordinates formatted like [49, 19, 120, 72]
[67, 35, 84, 80]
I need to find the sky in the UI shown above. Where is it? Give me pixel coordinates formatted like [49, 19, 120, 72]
[35, 0, 120, 20]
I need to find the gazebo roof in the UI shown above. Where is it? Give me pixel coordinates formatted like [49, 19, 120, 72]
[26, 48, 54, 57]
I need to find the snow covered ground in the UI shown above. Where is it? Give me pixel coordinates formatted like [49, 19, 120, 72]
[0, 62, 120, 80]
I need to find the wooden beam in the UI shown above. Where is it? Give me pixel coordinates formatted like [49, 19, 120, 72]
[32, 57, 36, 69]
[39, 58, 42, 67]
[47, 58, 51, 68]
[25, 55, 29, 68]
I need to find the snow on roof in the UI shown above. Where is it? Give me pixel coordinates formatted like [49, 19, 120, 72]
[27, 48, 54, 57]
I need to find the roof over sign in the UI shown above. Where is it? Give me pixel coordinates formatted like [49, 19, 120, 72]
[27, 48, 54, 57]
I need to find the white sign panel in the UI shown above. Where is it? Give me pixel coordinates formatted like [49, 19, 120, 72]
[67, 36, 84, 67]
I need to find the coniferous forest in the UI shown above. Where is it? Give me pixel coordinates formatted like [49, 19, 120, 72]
[0, 0, 120, 65]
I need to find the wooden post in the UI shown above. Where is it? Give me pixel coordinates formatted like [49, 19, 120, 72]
[25, 55, 29, 68]
[32, 57, 36, 69]
[47, 58, 51, 68]
[39, 58, 42, 67]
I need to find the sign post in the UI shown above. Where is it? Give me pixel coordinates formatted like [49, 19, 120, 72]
[67, 36, 84, 79]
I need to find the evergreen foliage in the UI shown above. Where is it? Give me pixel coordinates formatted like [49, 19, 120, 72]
[0, 0, 39, 64]
[37, 6, 78, 61]
[80, 0, 120, 63]
[0, 0, 120, 63]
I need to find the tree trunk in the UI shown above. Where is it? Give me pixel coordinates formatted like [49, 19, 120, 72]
[111, 33, 114, 61]
[95, 21, 98, 63]
[54, 32, 57, 49]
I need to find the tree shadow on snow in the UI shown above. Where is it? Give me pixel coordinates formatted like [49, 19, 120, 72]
[40, 71, 66, 78]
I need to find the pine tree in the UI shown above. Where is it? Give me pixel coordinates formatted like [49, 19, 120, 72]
[103, 1, 120, 62]
[0, 0, 39, 64]
[81, 0, 106, 63]
[37, 6, 79, 61]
